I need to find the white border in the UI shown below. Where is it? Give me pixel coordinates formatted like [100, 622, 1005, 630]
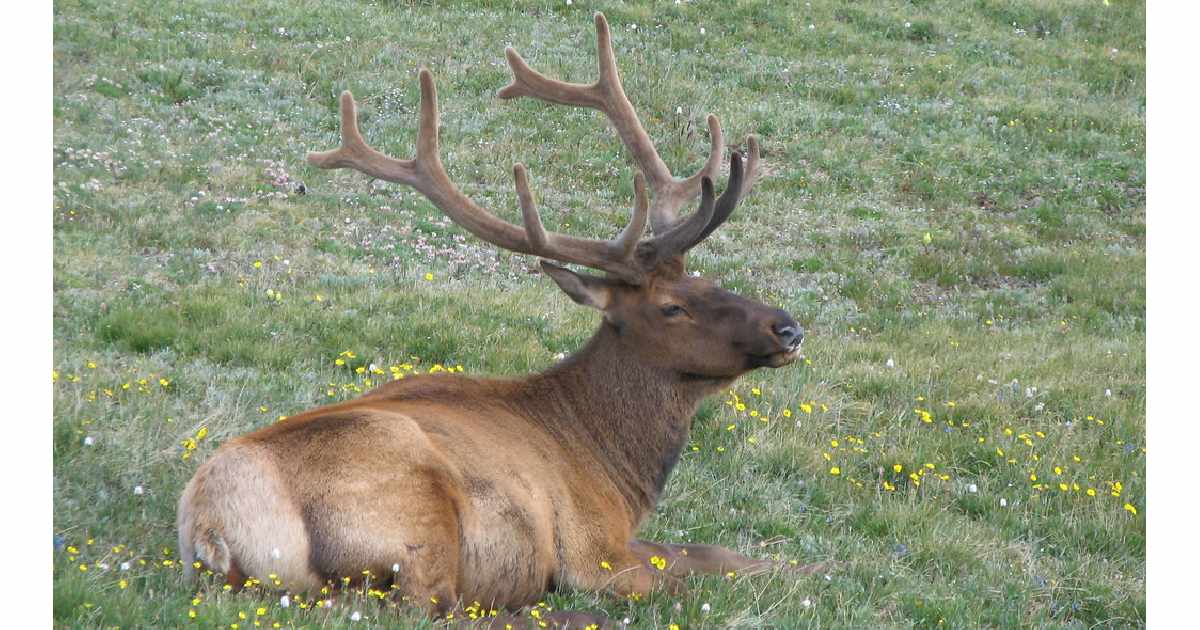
[4, 0, 53, 625]
[24, 0, 1175, 626]
[1147, 2, 1200, 625]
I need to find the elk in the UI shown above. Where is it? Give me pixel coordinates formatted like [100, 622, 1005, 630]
[178, 12, 809, 627]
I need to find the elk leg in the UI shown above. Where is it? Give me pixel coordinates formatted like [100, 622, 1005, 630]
[223, 557, 247, 592]
[606, 550, 686, 598]
[632, 540, 825, 578]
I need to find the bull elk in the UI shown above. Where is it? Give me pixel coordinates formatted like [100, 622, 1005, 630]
[178, 13, 810, 627]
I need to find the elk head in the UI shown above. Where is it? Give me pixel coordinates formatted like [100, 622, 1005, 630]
[308, 13, 803, 383]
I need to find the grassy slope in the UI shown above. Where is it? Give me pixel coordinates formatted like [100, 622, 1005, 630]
[53, 0, 1145, 627]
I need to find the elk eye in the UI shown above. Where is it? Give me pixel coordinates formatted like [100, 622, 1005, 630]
[661, 304, 687, 317]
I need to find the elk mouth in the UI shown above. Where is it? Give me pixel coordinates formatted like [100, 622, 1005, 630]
[747, 342, 803, 369]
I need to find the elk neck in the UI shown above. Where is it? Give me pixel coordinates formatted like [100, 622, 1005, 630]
[517, 321, 734, 524]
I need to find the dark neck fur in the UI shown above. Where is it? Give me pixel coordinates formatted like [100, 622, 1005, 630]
[516, 322, 733, 524]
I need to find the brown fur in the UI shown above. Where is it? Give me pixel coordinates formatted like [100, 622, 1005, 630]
[177, 270, 804, 612]
[180, 12, 811, 624]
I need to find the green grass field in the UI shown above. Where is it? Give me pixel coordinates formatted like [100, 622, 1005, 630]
[53, 0, 1145, 627]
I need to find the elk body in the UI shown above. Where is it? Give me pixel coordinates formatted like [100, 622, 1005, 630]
[178, 13, 808, 626]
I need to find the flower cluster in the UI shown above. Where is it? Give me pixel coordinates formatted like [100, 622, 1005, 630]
[52, 359, 175, 405]
[325, 351, 465, 399]
[708, 385, 1143, 520]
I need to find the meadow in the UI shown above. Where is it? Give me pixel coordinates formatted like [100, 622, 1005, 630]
[53, 0, 1145, 627]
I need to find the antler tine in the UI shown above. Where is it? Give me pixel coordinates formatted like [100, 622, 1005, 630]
[500, 12, 732, 236]
[512, 164, 548, 251]
[614, 172, 649, 258]
[309, 70, 649, 284]
[679, 115, 725, 193]
[686, 150, 746, 248]
[307, 91, 420, 186]
[516, 165, 648, 264]
[740, 135, 762, 201]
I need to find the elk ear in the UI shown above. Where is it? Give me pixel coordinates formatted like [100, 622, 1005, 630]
[540, 261, 614, 310]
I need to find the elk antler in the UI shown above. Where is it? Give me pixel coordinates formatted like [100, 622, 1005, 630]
[499, 12, 763, 235]
[308, 15, 752, 282]
[308, 71, 651, 283]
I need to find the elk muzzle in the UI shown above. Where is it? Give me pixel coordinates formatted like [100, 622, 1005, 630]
[743, 310, 804, 369]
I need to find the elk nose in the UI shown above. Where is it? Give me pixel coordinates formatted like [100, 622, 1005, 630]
[772, 320, 804, 349]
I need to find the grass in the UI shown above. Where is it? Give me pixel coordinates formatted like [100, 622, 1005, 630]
[53, 0, 1145, 627]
